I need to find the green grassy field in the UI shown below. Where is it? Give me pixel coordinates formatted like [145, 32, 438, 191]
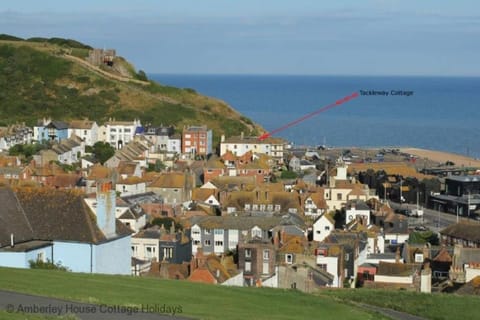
[0, 268, 384, 320]
[320, 288, 480, 320]
[0, 310, 78, 320]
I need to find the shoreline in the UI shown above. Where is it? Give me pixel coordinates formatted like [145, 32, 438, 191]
[295, 145, 480, 168]
[398, 147, 480, 168]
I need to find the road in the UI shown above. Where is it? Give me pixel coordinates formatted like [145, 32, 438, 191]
[0, 290, 190, 320]
[388, 201, 477, 233]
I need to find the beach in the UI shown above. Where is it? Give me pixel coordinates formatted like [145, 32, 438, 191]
[399, 148, 480, 168]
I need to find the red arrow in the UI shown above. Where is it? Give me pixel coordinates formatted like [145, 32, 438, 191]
[258, 92, 359, 141]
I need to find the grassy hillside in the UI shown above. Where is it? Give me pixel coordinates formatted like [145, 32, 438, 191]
[0, 35, 262, 143]
[321, 288, 480, 320]
[0, 267, 384, 320]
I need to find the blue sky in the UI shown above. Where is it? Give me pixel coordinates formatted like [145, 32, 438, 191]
[1, 0, 479, 76]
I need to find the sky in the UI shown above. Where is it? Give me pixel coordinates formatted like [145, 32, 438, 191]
[1, 0, 479, 76]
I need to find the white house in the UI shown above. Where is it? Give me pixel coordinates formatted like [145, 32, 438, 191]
[52, 135, 85, 165]
[116, 176, 147, 197]
[316, 254, 340, 288]
[0, 125, 33, 152]
[100, 119, 141, 149]
[345, 201, 371, 226]
[220, 134, 286, 165]
[189, 215, 302, 255]
[68, 119, 99, 146]
[313, 213, 335, 242]
[304, 192, 327, 218]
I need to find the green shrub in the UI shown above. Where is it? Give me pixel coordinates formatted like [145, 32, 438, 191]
[29, 259, 69, 271]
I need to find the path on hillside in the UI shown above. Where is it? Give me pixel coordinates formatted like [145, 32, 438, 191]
[63, 54, 180, 106]
[63, 54, 150, 86]
[354, 302, 427, 320]
[0, 290, 191, 320]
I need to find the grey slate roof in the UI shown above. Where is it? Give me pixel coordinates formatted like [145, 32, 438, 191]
[441, 223, 480, 243]
[0, 188, 34, 247]
[14, 188, 132, 244]
[190, 213, 304, 230]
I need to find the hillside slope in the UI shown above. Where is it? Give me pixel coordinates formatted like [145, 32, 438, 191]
[0, 35, 262, 143]
[0, 267, 382, 320]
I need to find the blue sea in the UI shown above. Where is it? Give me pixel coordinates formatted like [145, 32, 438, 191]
[149, 74, 480, 158]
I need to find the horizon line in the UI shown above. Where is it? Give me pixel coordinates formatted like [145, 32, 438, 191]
[147, 72, 480, 78]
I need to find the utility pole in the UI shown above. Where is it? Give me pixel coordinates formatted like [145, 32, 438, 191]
[400, 178, 403, 206]
[468, 191, 471, 218]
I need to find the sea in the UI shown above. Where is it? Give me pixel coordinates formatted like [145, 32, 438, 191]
[149, 74, 480, 158]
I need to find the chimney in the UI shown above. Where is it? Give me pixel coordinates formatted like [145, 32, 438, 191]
[395, 247, 401, 263]
[10, 233, 14, 248]
[273, 232, 279, 248]
[241, 132, 244, 140]
[221, 135, 225, 143]
[96, 180, 117, 238]
[170, 222, 175, 234]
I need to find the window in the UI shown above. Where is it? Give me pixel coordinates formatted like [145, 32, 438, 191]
[325, 226, 330, 231]
[245, 204, 251, 210]
[337, 193, 342, 200]
[245, 261, 251, 272]
[345, 253, 349, 261]
[124, 128, 131, 133]
[204, 240, 211, 246]
[163, 247, 173, 259]
[285, 254, 293, 264]
[262, 262, 269, 274]
[145, 246, 156, 259]
[215, 241, 223, 246]
[263, 249, 270, 260]
[193, 240, 200, 245]
[252, 228, 262, 238]
[245, 248, 251, 258]
[214, 229, 224, 235]
[318, 264, 327, 271]
[306, 200, 313, 205]
[204, 228, 211, 234]
[37, 252, 45, 262]
[192, 229, 200, 235]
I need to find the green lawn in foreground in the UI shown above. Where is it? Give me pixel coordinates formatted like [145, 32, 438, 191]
[320, 288, 480, 320]
[0, 310, 78, 320]
[0, 268, 384, 320]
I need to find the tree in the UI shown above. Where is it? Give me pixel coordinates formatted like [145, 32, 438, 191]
[137, 70, 148, 81]
[280, 170, 298, 179]
[147, 159, 166, 172]
[92, 141, 115, 164]
[9, 143, 48, 162]
[150, 217, 183, 232]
